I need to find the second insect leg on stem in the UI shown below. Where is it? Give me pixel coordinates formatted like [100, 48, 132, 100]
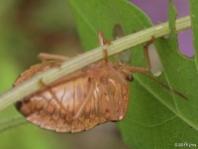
[127, 36, 155, 74]
[38, 53, 69, 62]
[98, 32, 111, 63]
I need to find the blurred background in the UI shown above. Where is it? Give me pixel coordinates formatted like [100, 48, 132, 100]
[0, 0, 192, 149]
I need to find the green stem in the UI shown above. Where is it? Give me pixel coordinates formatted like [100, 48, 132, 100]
[0, 16, 191, 112]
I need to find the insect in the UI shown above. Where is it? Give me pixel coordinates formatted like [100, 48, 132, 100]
[14, 31, 185, 133]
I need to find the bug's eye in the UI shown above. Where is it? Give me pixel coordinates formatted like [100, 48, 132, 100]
[126, 75, 134, 82]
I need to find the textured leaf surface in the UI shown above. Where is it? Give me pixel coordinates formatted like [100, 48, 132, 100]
[69, 0, 198, 148]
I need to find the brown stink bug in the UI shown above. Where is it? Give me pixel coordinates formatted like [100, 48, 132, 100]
[14, 32, 185, 133]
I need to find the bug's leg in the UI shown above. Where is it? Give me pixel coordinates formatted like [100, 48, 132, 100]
[143, 36, 155, 71]
[125, 66, 149, 74]
[38, 53, 70, 67]
[38, 53, 69, 62]
[113, 24, 124, 40]
[124, 37, 155, 75]
[103, 48, 109, 63]
[125, 37, 188, 100]
[112, 24, 131, 63]
[98, 32, 111, 63]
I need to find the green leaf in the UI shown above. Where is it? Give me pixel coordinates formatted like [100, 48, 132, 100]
[190, 0, 198, 69]
[31, 0, 72, 30]
[69, 0, 198, 149]
[69, 0, 151, 50]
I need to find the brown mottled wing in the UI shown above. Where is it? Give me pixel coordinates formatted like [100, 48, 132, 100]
[15, 61, 128, 133]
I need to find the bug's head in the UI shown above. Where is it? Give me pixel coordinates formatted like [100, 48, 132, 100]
[115, 63, 135, 82]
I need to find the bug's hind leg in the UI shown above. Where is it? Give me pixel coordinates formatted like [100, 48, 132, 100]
[38, 53, 69, 62]
[124, 36, 155, 75]
[98, 32, 111, 63]
[38, 53, 70, 67]
[118, 36, 155, 82]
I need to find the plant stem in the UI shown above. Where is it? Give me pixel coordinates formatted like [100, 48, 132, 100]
[0, 16, 191, 112]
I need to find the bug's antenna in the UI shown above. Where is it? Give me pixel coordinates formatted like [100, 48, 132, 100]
[143, 73, 188, 100]
[143, 36, 187, 100]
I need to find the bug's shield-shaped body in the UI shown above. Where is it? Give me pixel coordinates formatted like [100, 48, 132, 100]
[15, 61, 128, 133]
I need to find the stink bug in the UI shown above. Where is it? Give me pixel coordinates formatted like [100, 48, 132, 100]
[14, 32, 186, 133]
